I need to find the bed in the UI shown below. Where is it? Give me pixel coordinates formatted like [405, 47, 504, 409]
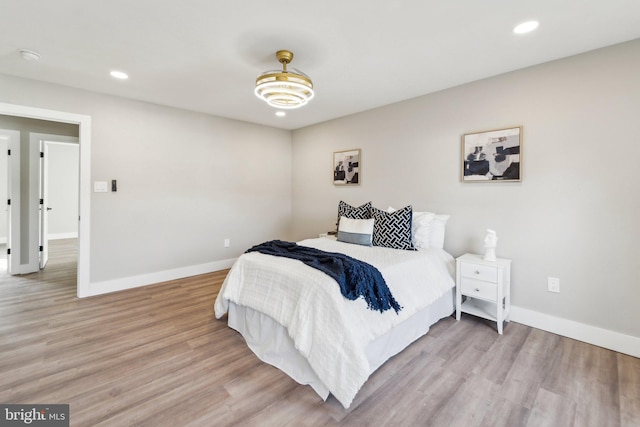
[214, 234, 456, 409]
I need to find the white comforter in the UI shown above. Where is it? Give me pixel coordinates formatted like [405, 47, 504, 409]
[214, 238, 455, 408]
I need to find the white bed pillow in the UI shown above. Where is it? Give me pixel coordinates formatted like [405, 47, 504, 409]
[428, 214, 450, 249]
[411, 211, 436, 249]
[387, 206, 449, 249]
[337, 216, 374, 246]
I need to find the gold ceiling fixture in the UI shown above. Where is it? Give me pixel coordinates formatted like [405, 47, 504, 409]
[255, 50, 314, 109]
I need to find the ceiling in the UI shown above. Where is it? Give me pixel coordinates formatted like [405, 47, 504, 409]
[2, 1, 640, 130]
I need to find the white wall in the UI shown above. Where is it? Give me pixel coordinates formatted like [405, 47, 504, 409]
[46, 142, 79, 239]
[291, 39, 640, 340]
[0, 74, 292, 286]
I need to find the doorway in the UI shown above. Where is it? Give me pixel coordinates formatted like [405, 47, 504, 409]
[0, 103, 91, 298]
[31, 135, 79, 270]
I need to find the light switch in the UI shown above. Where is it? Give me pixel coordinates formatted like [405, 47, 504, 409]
[94, 181, 108, 193]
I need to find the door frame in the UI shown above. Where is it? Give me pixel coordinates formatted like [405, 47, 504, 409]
[0, 102, 91, 298]
[29, 134, 80, 272]
[0, 129, 20, 274]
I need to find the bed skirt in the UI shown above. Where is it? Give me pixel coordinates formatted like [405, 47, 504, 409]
[227, 287, 455, 402]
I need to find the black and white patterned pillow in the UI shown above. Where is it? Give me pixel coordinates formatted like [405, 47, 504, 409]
[371, 205, 416, 250]
[336, 201, 372, 229]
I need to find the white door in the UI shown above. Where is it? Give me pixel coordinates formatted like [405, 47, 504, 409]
[39, 141, 50, 269]
[1, 136, 8, 273]
[2, 129, 20, 275]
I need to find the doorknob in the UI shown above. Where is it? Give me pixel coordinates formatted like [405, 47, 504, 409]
[46, 207, 52, 211]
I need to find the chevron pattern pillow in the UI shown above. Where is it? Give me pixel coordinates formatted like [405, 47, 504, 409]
[336, 201, 372, 229]
[371, 205, 416, 250]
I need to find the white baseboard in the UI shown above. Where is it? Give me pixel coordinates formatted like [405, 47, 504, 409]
[48, 232, 79, 240]
[85, 271, 639, 358]
[510, 305, 640, 358]
[86, 258, 237, 297]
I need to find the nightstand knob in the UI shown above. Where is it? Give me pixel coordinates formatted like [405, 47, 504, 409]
[474, 270, 480, 275]
[475, 288, 480, 292]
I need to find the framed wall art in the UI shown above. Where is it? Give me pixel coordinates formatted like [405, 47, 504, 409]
[462, 126, 522, 182]
[333, 149, 360, 185]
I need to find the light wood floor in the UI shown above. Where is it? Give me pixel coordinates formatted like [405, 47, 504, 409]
[1, 239, 638, 427]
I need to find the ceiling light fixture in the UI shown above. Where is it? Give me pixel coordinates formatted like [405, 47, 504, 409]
[19, 49, 41, 61]
[255, 50, 314, 109]
[513, 21, 539, 34]
[110, 70, 129, 80]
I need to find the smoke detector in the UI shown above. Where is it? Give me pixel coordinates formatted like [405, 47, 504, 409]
[19, 49, 41, 61]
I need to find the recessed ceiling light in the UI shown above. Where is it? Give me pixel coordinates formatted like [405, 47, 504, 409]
[276, 111, 286, 117]
[19, 49, 41, 61]
[513, 21, 539, 34]
[110, 70, 129, 80]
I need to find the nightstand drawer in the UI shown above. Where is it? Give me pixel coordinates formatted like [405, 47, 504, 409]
[460, 277, 497, 301]
[460, 262, 498, 283]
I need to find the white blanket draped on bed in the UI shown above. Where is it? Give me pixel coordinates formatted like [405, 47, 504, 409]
[214, 238, 455, 409]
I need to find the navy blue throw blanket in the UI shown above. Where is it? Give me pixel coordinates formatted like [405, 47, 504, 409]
[246, 240, 402, 314]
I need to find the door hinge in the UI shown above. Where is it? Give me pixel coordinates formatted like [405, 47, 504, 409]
[7, 149, 10, 155]
[39, 245, 43, 252]
[7, 199, 10, 205]
[7, 248, 10, 255]
[40, 151, 44, 158]
[40, 199, 44, 205]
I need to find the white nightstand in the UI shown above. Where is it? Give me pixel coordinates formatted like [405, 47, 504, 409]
[319, 232, 338, 239]
[455, 253, 511, 334]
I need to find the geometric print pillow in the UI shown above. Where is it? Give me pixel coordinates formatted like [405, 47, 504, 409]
[371, 205, 416, 251]
[336, 201, 372, 229]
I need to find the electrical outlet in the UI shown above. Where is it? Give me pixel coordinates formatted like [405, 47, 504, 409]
[548, 277, 560, 293]
[224, 238, 230, 248]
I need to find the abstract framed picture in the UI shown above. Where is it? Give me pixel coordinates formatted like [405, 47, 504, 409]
[462, 126, 522, 182]
[333, 149, 360, 185]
